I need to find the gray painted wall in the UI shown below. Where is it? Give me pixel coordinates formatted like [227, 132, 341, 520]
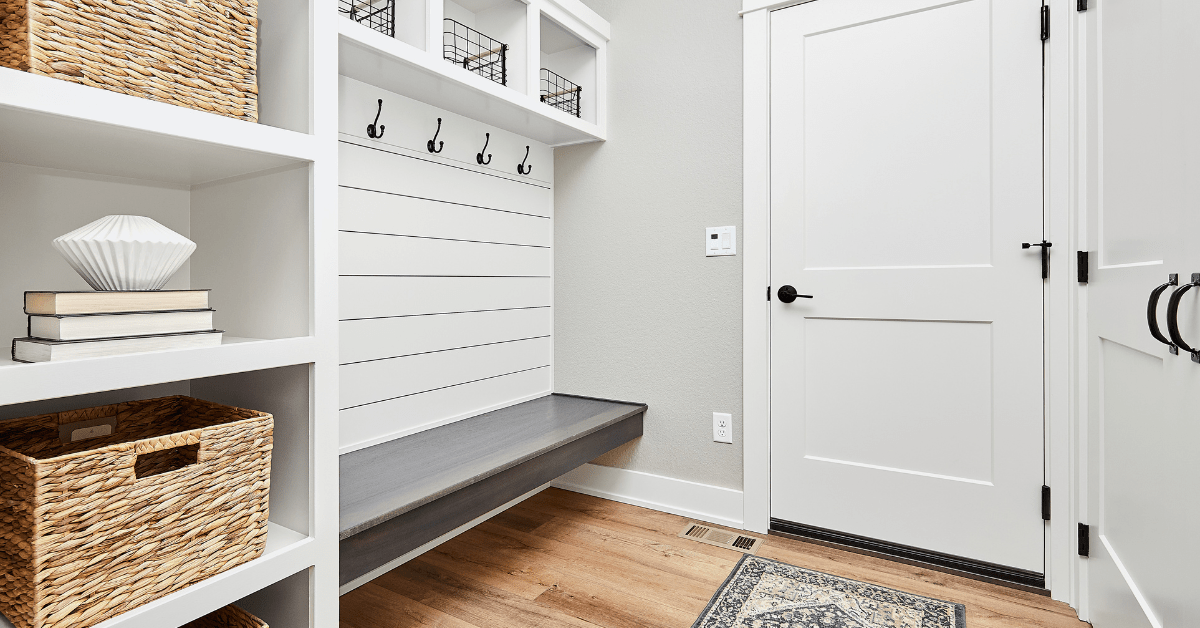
[554, 0, 743, 490]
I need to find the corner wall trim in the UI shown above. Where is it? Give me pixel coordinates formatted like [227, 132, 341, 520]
[552, 463, 745, 529]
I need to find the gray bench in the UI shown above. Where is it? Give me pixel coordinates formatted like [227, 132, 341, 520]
[339, 393, 646, 588]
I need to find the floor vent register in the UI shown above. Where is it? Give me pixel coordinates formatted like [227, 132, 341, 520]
[678, 523, 763, 554]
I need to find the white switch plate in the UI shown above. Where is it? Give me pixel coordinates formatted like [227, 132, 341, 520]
[706, 226, 736, 256]
[713, 412, 733, 444]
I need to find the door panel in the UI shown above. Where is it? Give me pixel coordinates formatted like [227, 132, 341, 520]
[803, 0, 993, 270]
[770, 0, 1045, 573]
[1083, 0, 1200, 624]
[803, 318, 994, 483]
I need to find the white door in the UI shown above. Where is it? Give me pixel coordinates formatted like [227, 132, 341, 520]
[769, 0, 1046, 576]
[1081, 0, 1200, 624]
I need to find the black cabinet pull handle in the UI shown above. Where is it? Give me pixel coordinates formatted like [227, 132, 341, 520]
[1166, 273, 1200, 362]
[777, 285, 813, 303]
[1148, 274, 1179, 353]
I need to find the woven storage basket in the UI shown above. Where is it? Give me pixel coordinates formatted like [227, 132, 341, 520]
[0, 0, 258, 121]
[182, 603, 268, 628]
[0, 395, 272, 628]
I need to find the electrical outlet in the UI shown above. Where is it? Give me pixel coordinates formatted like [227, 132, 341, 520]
[713, 412, 733, 444]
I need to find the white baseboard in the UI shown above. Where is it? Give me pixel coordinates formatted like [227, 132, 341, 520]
[339, 481, 555, 595]
[552, 463, 745, 530]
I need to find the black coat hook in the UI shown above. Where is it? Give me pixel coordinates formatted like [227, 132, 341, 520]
[477, 133, 492, 165]
[517, 145, 533, 175]
[367, 99, 385, 139]
[427, 118, 444, 153]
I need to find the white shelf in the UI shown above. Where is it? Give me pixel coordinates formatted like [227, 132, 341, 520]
[338, 19, 605, 147]
[0, 523, 314, 628]
[0, 336, 317, 406]
[0, 69, 319, 186]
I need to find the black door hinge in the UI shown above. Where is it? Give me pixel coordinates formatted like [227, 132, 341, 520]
[1078, 523, 1090, 557]
[1077, 0, 1088, 11]
[1041, 485, 1051, 521]
[1078, 251, 1089, 283]
[1041, 5, 1050, 41]
[767, 286, 771, 301]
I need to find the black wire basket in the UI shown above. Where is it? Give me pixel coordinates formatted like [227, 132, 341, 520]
[444, 19, 508, 86]
[540, 68, 581, 117]
[339, 0, 395, 37]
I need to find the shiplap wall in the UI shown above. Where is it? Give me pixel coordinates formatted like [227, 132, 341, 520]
[337, 77, 554, 454]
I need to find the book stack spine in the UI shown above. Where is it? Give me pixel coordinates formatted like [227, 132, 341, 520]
[12, 291, 223, 363]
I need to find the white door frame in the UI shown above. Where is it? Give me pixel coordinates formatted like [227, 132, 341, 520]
[740, 0, 1084, 610]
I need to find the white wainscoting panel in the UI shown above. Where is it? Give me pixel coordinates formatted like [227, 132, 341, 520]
[339, 231, 551, 277]
[340, 308, 552, 365]
[554, 464, 746, 530]
[339, 187, 551, 247]
[338, 78, 553, 451]
[339, 276, 552, 320]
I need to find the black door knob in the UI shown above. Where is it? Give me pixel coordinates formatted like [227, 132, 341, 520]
[777, 285, 813, 303]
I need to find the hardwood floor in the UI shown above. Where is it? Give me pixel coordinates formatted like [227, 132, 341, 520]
[340, 488, 1089, 628]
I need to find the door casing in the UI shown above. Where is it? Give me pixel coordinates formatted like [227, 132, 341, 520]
[740, 0, 1083, 613]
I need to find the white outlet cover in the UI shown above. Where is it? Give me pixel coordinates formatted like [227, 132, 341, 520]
[713, 412, 733, 444]
[706, 226, 736, 257]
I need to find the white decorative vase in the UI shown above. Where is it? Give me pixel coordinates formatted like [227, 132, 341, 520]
[52, 215, 197, 291]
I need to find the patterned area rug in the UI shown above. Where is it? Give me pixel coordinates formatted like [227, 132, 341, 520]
[693, 555, 966, 628]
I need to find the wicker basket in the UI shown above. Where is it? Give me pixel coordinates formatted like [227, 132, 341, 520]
[0, 396, 273, 628]
[182, 604, 268, 628]
[0, 0, 259, 121]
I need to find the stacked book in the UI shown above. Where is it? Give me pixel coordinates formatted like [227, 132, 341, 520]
[12, 290, 223, 363]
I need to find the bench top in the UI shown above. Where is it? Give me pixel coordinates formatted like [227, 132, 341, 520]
[339, 393, 646, 539]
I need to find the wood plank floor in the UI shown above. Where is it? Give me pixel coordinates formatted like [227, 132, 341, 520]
[340, 488, 1089, 628]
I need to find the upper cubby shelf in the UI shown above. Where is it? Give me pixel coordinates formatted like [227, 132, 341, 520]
[337, 0, 608, 147]
[0, 68, 317, 186]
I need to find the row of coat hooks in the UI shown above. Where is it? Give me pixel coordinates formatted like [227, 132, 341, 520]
[367, 99, 534, 176]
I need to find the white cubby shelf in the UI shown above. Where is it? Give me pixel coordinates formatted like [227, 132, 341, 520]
[338, 0, 609, 146]
[0, 337, 316, 407]
[0, 69, 317, 186]
[0, 524, 313, 628]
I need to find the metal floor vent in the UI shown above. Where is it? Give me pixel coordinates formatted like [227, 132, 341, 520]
[678, 523, 763, 554]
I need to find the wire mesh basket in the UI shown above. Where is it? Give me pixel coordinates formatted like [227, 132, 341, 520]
[444, 19, 507, 86]
[340, 0, 395, 37]
[540, 68, 582, 117]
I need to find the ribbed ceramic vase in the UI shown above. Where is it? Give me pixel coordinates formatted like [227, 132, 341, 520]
[52, 215, 197, 291]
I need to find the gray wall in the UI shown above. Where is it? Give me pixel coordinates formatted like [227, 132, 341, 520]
[554, 0, 743, 490]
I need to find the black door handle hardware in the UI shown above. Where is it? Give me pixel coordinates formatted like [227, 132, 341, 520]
[477, 132, 492, 165]
[1148, 274, 1179, 354]
[1166, 273, 1200, 363]
[777, 285, 813, 303]
[1022, 240, 1053, 279]
[1077, 251, 1089, 284]
[367, 99, 385, 139]
[427, 118, 444, 153]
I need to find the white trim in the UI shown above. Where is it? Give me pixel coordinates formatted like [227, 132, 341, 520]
[553, 464, 745, 530]
[337, 482, 555, 595]
[741, 7, 772, 535]
[741, 0, 1081, 607]
[740, 0, 818, 17]
[1045, 0, 1078, 609]
[338, 391, 549, 455]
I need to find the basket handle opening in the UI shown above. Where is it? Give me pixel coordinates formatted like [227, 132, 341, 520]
[135, 443, 200, 479]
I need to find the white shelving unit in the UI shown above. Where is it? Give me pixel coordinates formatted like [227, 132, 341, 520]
[0, 0, 602, 624]
[339, 0, 609, 146]
[0, 0, 339, 623]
